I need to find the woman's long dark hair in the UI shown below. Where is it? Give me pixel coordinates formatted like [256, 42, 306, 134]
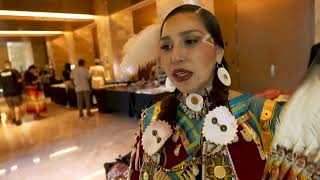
[159, 4, 229, 125]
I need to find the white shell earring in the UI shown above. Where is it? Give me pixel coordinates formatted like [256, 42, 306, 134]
[216, 49, 231, 86]
[165, 77, 176, 92]
[217, 63, 231, 86]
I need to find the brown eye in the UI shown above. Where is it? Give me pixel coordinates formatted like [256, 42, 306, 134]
[185, 39, 199, 46]
[160, 44, 173, 51]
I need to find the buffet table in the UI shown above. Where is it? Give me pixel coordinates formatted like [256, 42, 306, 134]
[49, 84, 77, 107]
[50, 83, 169, 118]
[94, 85, 169, 118]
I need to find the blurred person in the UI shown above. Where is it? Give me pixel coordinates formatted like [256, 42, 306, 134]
[63, 63, 72, 83]
[0, 61, 23, 125]
[24, 65, 46, 120]
[62, 63, 73, 107]
[89, 58, 106, 89]
[71, 59, 92, 118]
[40, 64, 55, 97]
[24, 65, 40, 86]
[48, 64, 56, 84]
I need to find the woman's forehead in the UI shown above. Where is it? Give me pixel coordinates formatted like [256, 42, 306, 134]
[161, 13, 207, 38]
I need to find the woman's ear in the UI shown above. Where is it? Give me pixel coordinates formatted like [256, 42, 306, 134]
[216, 48, 224, 64]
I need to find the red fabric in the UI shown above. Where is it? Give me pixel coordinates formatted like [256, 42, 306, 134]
[25, 85, 46, 113]
[129, 132, 266, 179]
[255, 89, 281, 99]
[129, 132, 144, 179]
[228, 130, 265, 180]
[162, 137, 189, 169]
[107, 163, 128, 179]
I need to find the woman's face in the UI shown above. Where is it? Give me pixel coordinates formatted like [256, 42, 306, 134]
[160, 12, 219, 94]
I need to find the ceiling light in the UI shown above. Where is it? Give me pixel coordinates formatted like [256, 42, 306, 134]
[0, 31, 64, 37]
[0, 10, 96, 22]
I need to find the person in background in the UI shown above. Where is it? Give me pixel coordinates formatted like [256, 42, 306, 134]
[40, 64, 55, 98]
[24, 65, 45, 120]
[89, 58, 106, 89]
[24, 65, 40, 86]
[0, 61, 23, 125]
[62, 63, 73, 107]
[71, 59, 92, 118]
[63, 63, 72, 83]
[47, 64, 56, 84]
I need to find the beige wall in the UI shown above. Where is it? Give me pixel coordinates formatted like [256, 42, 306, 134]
[46, 25, 96, 80]
[316, 0, 320, 43]
[156, 0, 184, 22]
[94, 0, 115, 79]
[46, 36, 69, 79]
[133, 3, 157, 34]
[0, 43, 9, 70]
[156, 0, 214, 22]
[109, 11, 134, 79]
[63, 32, 76, 64]
[237, 0, 313, 92]
[95, 17, 114, 79]
[73, 26, 96, 67]
[31, 38, 48, 69]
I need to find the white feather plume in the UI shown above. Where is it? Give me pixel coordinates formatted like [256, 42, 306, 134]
[120, 24, 161, 78]
[273, 58, 320, 157]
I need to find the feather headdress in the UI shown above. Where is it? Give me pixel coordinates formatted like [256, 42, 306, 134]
[120, 24, 161, 78]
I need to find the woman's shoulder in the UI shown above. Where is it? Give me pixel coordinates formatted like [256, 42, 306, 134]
[139, 94, 178, 131]
[228, 90, 281, 120]
[139, 101, 162, 132]
[228, 90, 253, 119]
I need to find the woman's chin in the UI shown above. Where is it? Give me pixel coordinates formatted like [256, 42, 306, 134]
[176, 86, 202, 94]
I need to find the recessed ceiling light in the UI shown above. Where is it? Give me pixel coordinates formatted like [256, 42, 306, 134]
[0, 31, 64, 37]
[0, 10, 96, 21]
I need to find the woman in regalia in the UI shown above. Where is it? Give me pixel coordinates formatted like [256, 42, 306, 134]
[124, 4, 320, 180]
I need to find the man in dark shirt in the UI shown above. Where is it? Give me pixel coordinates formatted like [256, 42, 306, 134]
[0, 61, 23, 125]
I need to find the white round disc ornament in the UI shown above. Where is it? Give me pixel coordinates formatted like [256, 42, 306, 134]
[165, 77, 176, 92]
[186, 93, 203, 112]
[217, 67, 231, 86]
[141, 120, 173, 156]
[203, 106, 238, 145]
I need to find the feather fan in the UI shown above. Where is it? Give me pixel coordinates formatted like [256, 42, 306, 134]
[273, 53, 320, 158]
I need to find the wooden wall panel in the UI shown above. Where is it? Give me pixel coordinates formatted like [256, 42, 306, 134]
[214, 0, 239, 90]
[0, 42, 9, 70]
[132, 3, 157, 34]
[32, 38, 48, 69]
[237, 0, 314, 93]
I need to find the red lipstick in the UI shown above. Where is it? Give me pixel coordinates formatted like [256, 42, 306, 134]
[172, 69, 193, 82]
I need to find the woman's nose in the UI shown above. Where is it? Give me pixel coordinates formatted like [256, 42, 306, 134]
[171, 43, 185, 64]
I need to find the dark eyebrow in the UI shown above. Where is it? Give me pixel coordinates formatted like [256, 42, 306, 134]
[179, 29, 203, 36]
[160, 36, 170, 41]
[160, 29, 204, 41]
